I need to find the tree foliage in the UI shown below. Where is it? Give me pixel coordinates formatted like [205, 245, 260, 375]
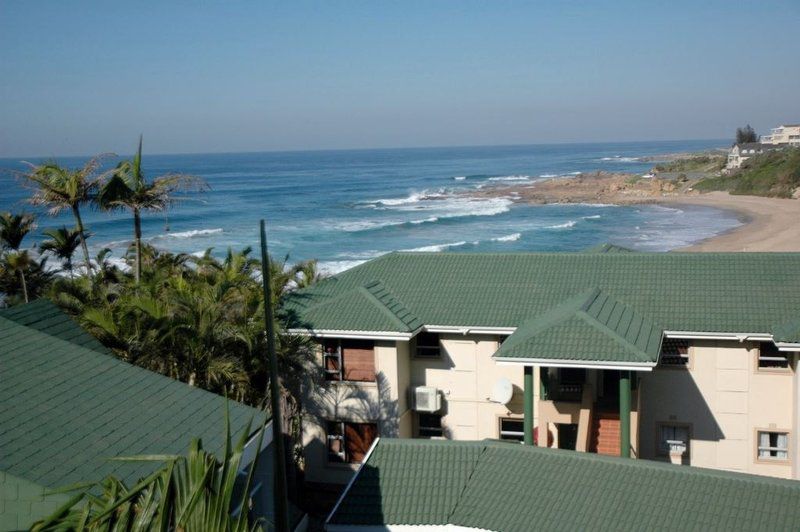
[2, 138, 323, 470]
[735, 124, 758, 144]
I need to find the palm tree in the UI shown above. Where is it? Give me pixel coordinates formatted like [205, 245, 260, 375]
[39, 226, 82, 277]
[4, 250, 32, 302]
[23, 157, 108, 274]
[0, 211, 36, 251]
[98, 136, 205, 283]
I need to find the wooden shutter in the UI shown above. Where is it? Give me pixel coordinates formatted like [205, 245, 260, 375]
[342, 340, 375, 382]
[345, 422, 378, 463]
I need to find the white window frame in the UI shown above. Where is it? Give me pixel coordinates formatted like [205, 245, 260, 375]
[323, 343, 343, 381]
[757, 343, 790, 371]
[756, 430, 790, 462]
[417, 413, 444, 438]
[657, 423, 690, 457]
[326, 421, 346, 462]
[414, 332, 442, 358]
[499, 417, 525, 442]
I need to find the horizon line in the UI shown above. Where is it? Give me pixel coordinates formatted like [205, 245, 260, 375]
[0, 136, 731, 162]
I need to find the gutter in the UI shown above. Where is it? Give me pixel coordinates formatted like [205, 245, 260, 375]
[494, 357, 656, 372]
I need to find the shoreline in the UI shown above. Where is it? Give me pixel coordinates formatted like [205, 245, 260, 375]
[657, 192, 800, 252]
[468, 169, 800, 251]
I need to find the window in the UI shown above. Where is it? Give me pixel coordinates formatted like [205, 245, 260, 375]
[327, 421, 378, 464]
[418, 413, 444, 438]
[660, 339, 690, 367]
[658, 423, 690, 456]
[757, 431, 789, 461]
[322, 339, 376, 382]
[758, 343, 790, 370]
[414, 332, 441, 358]
[499, 418, 525, 442]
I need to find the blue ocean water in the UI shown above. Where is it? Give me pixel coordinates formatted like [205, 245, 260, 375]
[0, 140, 742, 273]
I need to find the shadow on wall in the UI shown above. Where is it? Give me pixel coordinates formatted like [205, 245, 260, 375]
[639, 363, 724, 460]
[303, 371, 401, 477]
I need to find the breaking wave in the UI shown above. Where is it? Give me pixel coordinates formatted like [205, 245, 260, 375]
[152, 228, 224, 240]
[546, 220, 577, 229]
[403, 240, 469, 252]
[600, 156, 640, 163]
[492, 232, 521, 242]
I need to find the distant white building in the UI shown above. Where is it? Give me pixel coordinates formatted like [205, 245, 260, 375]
[761, 124, 800, 146]
[725, 142, 782, 170]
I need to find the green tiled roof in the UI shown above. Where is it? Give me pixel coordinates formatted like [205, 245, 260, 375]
[583, 242, 635, 253]
[0, 298, 109, 353]
[773, 319, 800, 344]
[328, 439, 800, 531]
[0, 310, 267, 493]
[285, 252, 800, 342]
[495, 288, 663, 364]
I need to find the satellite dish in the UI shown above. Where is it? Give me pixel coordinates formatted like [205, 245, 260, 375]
[491, 377, 514, 405]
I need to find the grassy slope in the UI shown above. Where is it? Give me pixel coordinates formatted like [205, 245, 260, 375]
[653, 153, 726, 174]
[695, 148, 800, 198]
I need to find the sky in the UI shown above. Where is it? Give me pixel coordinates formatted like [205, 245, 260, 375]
[1, 0, 799, 157]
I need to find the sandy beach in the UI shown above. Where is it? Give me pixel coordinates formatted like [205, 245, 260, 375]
[662, 192, 800, 252]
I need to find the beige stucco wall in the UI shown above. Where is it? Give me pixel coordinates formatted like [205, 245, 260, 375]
[639, 340, 794, 479]
[302, 334, 533, 483]
[409, 334, 531, 440]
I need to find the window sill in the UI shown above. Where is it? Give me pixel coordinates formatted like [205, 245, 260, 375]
[755, 368, 792, 375]
[326, 380, 378, 388]
[756, 457, 791, 466]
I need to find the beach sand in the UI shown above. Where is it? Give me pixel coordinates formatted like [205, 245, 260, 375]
[661, 192, 800, 252]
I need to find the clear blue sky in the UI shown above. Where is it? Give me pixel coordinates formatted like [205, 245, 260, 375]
[1, 0, 798, 157]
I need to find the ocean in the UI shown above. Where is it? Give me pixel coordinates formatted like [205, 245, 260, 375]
[0, 140, 742, 273]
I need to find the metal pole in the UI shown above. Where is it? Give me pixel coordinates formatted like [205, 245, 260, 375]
[260, 220, 290, 532]
[619, 370, 631, 458]
[524, 366, 534, 446]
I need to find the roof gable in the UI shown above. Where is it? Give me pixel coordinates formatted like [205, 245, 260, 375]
[494, 288, 663, 365]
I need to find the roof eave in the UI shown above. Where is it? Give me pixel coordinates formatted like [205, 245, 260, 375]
[286, 328, 413, 341]
[494, 356, 655, 371]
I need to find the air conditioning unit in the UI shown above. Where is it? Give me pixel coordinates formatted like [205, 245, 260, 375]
[413, 386, 441, 412]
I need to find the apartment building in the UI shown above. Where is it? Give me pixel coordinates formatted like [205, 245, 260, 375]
[285, 250, 800, 484]
[761, 124, 800, 145]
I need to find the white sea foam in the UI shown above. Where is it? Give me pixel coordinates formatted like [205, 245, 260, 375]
[539, 173, 558, 178]
[492, 232, 521, 242]
[106, 257, 132, 272]
[600, 156, 640, 163]
[318, 260, 368, 275]
[367, 189, 447, 207]
[453, 176, 466, 181]
[334, 219, 403, 232]
[410, 216, 439, 224]
[403, 240, 469, 252]
[546, 220, 577, 229]
[488, 175, 531, 182]
[582, 214, 602, 220]
[152, 228, 224, 240]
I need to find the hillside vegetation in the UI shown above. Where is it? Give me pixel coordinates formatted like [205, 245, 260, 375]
[695, 148, 800, 198]
[653, 153, 726, 174]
